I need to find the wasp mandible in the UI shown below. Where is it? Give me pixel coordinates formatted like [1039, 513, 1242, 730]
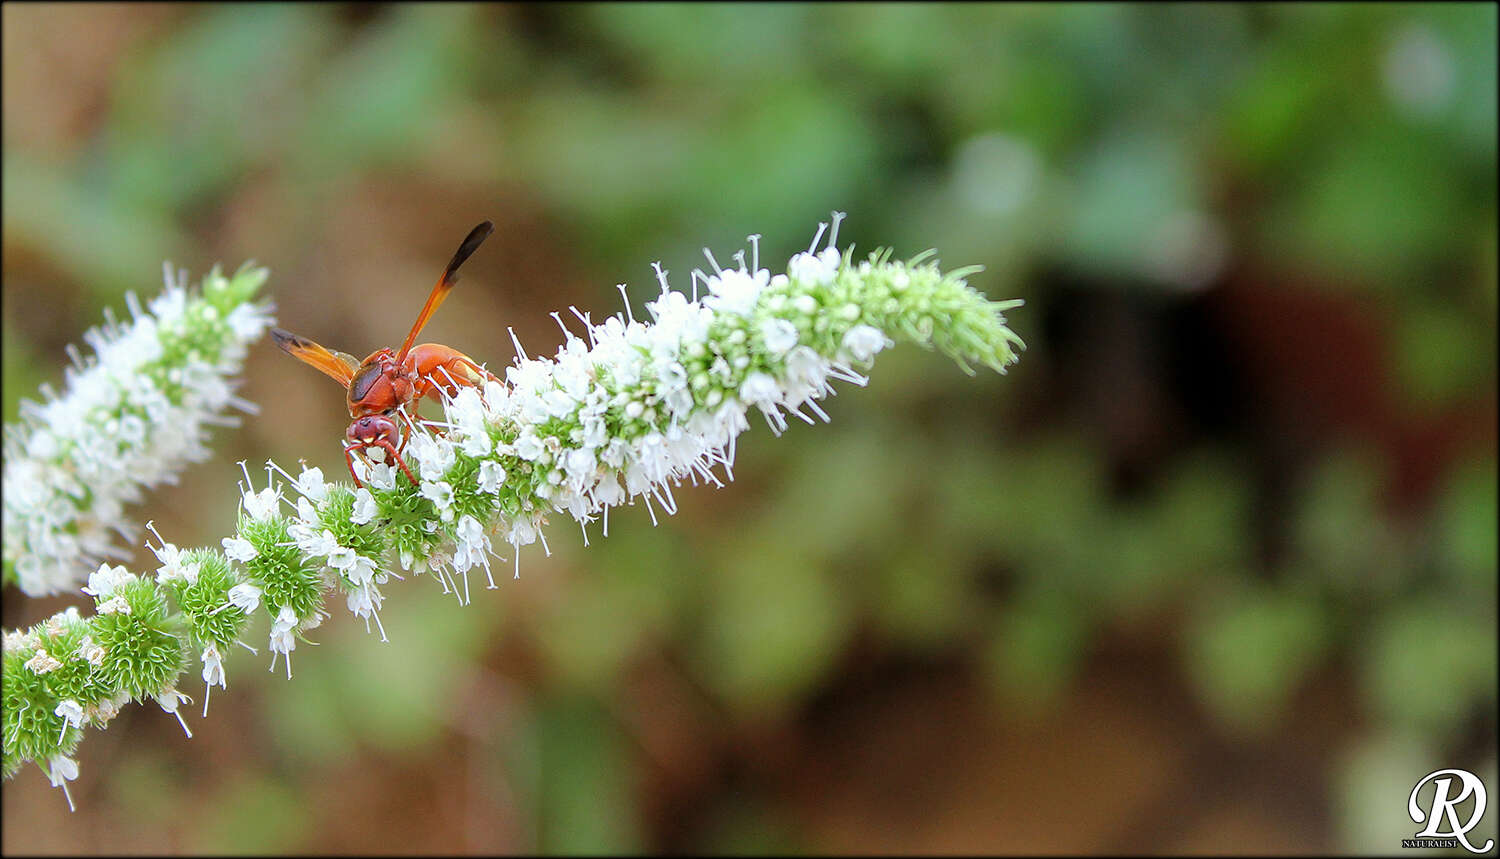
[271, 221, 500, 488]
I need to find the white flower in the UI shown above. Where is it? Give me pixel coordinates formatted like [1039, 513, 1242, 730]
[341, 552, 379, 586]
[148, 534, 198, 585]
[346, 582, 384, 621]
[563, 448, 597, 487]
[65, 216, 1018, 675]
[4, 264, 269, 596]
[784, 346, 831, 392]
[24, 649, 63, 674]
[704, 268, 768, 317]
[477, 461, 507, 494]
[198, 643, 226, 719]
[364, 461, 397, 491]
[153, 687, 194, 737]
[293, 494, 318, 523]
[347, 455, 371, 486]
[325, 542, 357, 570]
[221, 536, 258, 562]
[449, 386, 489, 429]
[47, 754, 80, 811]
[76, 635, 106, 666]
[44, 607, 80, 638]
[458, 423, 492, 457]
[201, 644, 225, 688]
[241, 486, 280, 521]
[82, 563, 132, 597]
[92, 691, 130, 725]
[420, 481, 455, 519]
[507, 516, 538, 548]
[350, 488, 378, 524]
[55, 699, 85, 731]
[324, 538, 377, 585]
[153, 687, 189, 714]
[47, 754, 79, 785]
[760, 318, 799, 356]
[452, 515, 491, 574]
[97, 595, 132, 615]
[787, 249, 839, 287]
[296, 527, 340, 559]
[268, 605, 299, 677]
[3, 630, 36, 655]
[6, 626, 40, 659]
[543, 388, 577, 419]
[226, 302, 271, 340]
[739, 373, 781, 409]
[514, 433, 544, 461]
[226, 582, 262, 613]
[842, 324, 891, 362]
[409, 431, 455, 482]
[294, 467, 329, 504]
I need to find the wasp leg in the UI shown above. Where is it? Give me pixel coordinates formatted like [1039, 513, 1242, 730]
[378, 437, 420, 485]
[392, 409, 417, 452]
[373, 438, 419, 486]
[344, 444, 365, 489]
[348, 439, 418, 487]
[406, 343, 501, 403]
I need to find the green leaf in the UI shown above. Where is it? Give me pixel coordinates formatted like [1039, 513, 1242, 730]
[1433, 457, 1498, 597]
[696, 543, 851, 716]
[533, 697, 639, 855]
[1363, 600, 1497, 740]
[1183, 585, 1328, 736]
[984, 585, 1091, 716]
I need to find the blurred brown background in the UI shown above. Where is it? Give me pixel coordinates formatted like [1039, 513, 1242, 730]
[3, 3, 1496, 854]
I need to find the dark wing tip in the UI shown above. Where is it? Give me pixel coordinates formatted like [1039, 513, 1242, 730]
[445, 220, 495, 279]
[271, 327, 328, 360]
[468, 220, 495, 245]
[270, 327, 303, 352]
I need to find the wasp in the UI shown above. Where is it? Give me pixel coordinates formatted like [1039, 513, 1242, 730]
[271, 221, 500, 488]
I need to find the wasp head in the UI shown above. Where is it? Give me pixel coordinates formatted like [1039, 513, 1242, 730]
[346, 413, 400, 448]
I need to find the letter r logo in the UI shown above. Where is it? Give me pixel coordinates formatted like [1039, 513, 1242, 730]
[1409, 768, 1495, 854]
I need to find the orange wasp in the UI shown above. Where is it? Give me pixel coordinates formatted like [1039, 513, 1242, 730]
[272, 221, 500, 488]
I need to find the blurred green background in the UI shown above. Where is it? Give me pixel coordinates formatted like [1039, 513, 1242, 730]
[3, 3, 1495, 854]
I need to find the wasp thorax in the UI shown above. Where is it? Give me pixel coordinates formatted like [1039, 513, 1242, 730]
[349, 362, 384, 403]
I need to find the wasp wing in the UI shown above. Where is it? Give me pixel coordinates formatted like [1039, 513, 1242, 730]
[271, 328, 361, 388]
[395, 220, 495, 365]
